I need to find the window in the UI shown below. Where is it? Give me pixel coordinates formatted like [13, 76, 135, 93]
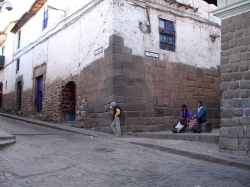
[43, 9, 49, 30]
[16, 59, 20, 73]
[165, 0, 176, 2]
[159, 19, 176, 52]
[17, 30, 21, 49]
[1, 46, 5, 56]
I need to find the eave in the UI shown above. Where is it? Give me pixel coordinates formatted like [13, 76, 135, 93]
[10, 0, 47, 33]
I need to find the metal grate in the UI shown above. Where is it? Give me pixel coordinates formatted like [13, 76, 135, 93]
[160, 33, 175, 52]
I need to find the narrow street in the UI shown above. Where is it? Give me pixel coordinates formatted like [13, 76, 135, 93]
[0, 116, 249, 187]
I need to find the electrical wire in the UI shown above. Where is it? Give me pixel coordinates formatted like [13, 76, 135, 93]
[6, 0, 103, 66]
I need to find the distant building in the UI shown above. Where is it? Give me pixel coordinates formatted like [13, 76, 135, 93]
[0, 0, 221, 133]
[212, 0, 250, 155]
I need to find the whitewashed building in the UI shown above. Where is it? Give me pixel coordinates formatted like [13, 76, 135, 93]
[0, 0, 221, 133]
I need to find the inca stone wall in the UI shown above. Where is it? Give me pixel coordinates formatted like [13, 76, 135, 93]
[74, 35, 220, 133]
[0, 34, 221, 134]
[219, 12, 250, 155]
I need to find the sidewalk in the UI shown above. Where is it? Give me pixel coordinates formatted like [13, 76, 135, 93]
[0, 112, 250, 170]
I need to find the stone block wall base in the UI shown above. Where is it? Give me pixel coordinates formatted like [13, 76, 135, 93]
[219, 126, 250, 155]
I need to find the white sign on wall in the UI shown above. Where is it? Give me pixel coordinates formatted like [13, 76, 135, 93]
[145, 51, 159, 59]
[94, 47, 103, 56]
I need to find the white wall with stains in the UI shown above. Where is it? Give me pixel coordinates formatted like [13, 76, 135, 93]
[3, 0, 221, 94]
[113, 0, 221, 69]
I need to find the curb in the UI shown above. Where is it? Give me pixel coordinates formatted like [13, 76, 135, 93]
[0, 139, 16, 150]
[0, 113, 112, 139]
[129, 141, 250, 171]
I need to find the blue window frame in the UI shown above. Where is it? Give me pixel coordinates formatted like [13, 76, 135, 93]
[43, 9, 49, 30]
[159, 19, 176, 52]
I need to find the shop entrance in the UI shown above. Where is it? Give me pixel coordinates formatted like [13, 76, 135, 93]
[61, 81, 76, 121]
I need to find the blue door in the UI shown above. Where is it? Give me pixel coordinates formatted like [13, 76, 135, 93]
[37, 76, 43, 112]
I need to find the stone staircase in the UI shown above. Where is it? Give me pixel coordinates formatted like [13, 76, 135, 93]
[128, 128, 220, 144]
[0, 132, 16, 150]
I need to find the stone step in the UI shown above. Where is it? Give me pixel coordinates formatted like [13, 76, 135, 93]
[0, 134, 16, 141]
[0, 139, 16, 149]
[0, 131, 16, 149]
[129, 129, 219, 144]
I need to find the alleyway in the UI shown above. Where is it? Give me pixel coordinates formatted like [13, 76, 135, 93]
[0, 116, 249, 187]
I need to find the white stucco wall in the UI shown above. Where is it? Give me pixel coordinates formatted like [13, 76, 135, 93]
[11, 0, 113, 86]
[113, 0, 221, 69]
[4, 0, 221, 95]
[0, 30, 15, 94]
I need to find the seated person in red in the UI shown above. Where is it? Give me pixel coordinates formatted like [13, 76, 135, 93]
[172, 104, 193, 133]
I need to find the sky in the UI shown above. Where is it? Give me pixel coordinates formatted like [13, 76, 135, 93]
[0, 0, 36, 31]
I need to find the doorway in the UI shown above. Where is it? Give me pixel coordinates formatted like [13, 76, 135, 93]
[37, 76, 43, 112]
[17, 81, 22, 110]
[61, 81, 76, 121]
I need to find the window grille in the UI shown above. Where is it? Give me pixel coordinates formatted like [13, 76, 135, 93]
[43, 9, 49, 30]
[159, 19, 176, 52]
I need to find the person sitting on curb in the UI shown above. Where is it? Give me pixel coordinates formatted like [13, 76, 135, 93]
[192, 101, 207, 133]
[172, 104, 193, 133]
[110, 102, 121, 137]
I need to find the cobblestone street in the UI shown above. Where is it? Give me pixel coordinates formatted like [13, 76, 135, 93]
[0, 116, 250, 187]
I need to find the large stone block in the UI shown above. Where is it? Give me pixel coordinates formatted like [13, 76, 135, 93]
[221, 57, 229, 65]
[219, 137, 238, 150]
[220, 73, 231, 82]
[244, 108, 250, 116]
[239, 61, 250, 72]
[241, 89, 249, 98]
[240, 80, 250, 89]
[232, 72, 242, 81]
[109, 35, 124, 46]
[232, 108, 243, 116]
[221, 32, 233, 42]
[220, 82, 228, 91]
[221, 99, 231, 107]
[222, 90, 234, 99]
[241, 52, 250, 61]
[228, 81, 239, 90]
[229, 53, 241, 63]
[242, 71, 250, 80]
[231, 98, 243, 107]
[220, 108, 233, 118]
[240, 117, 250, 125]
[105, 61, 122, 70]
[239, 138, 250, 151]
[243, 99, 250, 108]
[220, 64, 232, 73]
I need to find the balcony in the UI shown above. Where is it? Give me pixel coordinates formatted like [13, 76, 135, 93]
[0, 55, 5, 68]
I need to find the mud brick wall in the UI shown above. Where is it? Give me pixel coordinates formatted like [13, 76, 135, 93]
[219, 12, 250, 155]
[1, 92, 15, 114]
[75, 35, 220, 133]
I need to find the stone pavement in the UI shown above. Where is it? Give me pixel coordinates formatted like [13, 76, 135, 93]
[0, 116, 250, 187]
[0, 112, 250, 171]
